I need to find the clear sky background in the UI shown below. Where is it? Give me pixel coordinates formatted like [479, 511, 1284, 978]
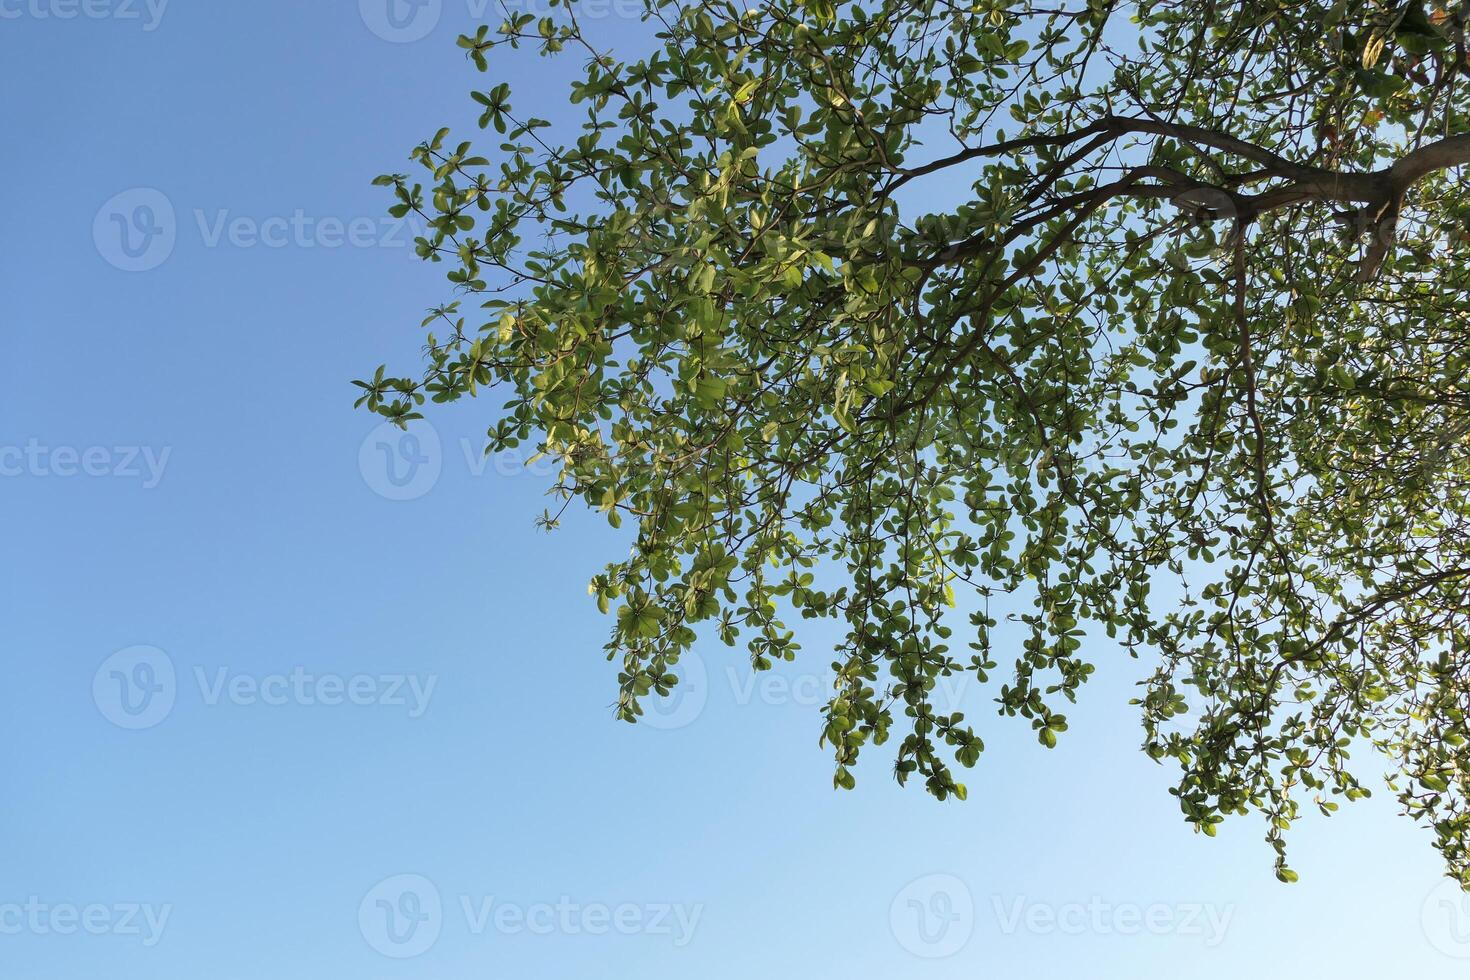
[3, 2, 1470, 977]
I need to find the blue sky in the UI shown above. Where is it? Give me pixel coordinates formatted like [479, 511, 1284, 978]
[3, 2, 1470, 977]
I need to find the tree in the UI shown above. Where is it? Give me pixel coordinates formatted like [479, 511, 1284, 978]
[356, 0, 1470, 885]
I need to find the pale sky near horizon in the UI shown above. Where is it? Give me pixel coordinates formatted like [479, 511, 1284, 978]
[3, 2, 1469, 977]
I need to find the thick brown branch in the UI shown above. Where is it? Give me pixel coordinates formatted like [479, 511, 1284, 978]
[903, 115, 1470, 280]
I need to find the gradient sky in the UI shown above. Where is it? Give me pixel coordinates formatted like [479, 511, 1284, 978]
[4, 2, 1470, 977]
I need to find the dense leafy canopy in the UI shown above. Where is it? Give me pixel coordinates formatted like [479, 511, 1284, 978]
[357, 0, 1470, 884]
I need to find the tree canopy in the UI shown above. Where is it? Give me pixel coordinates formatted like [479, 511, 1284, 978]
[356, 0, 1470, 885]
